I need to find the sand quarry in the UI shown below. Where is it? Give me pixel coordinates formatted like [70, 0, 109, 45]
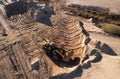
[0, 1, 120, 79]
[0, 12, 120, 79]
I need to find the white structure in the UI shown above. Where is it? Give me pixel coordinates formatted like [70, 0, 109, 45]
[0, 0, 32, 5]
[0, 4, 6, 15]
[7, 0, 18, 3]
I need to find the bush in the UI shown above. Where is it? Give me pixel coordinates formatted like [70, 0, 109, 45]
[101, 24, 120, 36]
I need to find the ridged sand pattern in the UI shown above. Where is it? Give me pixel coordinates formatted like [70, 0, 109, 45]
[51, 16, 86, 61]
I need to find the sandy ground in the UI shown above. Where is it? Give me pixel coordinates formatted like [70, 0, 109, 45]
[66, 0, 120, 13]
[82, 20, 120, 55]
[77, 54, 120, 79]
[54, 21, 120, 79]
[50, 14, 120, 79]
[75, 18, 120, 79]
[0, 9, 120, 78]
[90, 33, 120, 55]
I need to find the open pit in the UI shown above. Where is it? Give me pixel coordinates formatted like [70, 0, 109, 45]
[0, 0, 120, 79]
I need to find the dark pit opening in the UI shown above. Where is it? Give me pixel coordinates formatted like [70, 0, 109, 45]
[2, 29, 8, 36]
[42, 44, 80, 67]
[5, 1, 29, 18]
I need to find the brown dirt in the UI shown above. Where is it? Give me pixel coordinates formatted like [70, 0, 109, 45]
[0, 11, 120, 79]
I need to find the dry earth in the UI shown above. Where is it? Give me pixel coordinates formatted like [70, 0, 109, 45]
[50, 13, 120, 79]
[82, 19, 120, 55]
[0, 6, 120, 79]
[78, 19, 120, 79]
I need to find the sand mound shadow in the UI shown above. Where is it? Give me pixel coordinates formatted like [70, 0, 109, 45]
[101, 43, 117, 56]
[49, 49, 103, 79]
[95, 41, 117, 56]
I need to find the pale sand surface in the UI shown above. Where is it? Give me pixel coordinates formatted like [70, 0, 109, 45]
[50, 14, 120, 79]
[77, 54, 120, 79]
[76, 18, 120, 79]
[82, 20, 120, 55]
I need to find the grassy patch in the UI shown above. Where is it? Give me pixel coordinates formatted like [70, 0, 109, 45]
[101, 24, 120, 36]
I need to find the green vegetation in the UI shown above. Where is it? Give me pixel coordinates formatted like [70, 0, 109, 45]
[101, 24, 120, 36]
